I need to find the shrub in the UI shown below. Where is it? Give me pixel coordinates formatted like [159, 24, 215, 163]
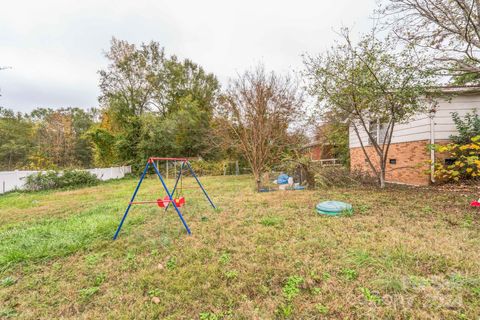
[278, 153, 370, 189]
[274, 159, 375, 188]
[25, 170, 99, 191]
[58, 170, 99, 188]
[187, 160, 248, 176]
[314, 166, 362, 188]
[432, 135, 480, 182]
[24, 171, 59, 191]
[450, 111, 480, 144]
[188, 160, 225, 176]
[349, 169, 380, 186]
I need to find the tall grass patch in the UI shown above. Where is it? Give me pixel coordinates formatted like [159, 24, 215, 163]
[0, 203, 143, 267]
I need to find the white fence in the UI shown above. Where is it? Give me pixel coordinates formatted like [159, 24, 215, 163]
[0, 166, 132, 194]
[312, 158, 341, 166]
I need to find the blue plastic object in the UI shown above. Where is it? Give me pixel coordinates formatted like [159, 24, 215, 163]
[293, 185, 305, 190]
[316, 201, 353, 216]
[277, 174, 289, 185]
[259, 187, 277, 192]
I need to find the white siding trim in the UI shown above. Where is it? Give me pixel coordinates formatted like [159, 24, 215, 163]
[349, 94, 480, 148]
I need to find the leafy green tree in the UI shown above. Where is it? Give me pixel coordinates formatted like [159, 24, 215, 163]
[161, 58, 219, 115]
[29, 108, 95, 168]
[69, 108, 96, 167]
[139, 97, 211, 158]
[320, 119, 349, 166]
[85, 127, 118, 167]
[451, 69, 480, 86]
[97, 38, 219, 167]
[170, 97, 212, 157]
[0, 106, 97, 170]
[0, 108, 34, 170]
[304, 29, 434, 187]
[99, 38, 165, 117]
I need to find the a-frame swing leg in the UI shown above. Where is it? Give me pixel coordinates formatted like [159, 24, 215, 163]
[151, 161, 191, 235]
[185, 161, 216, 209]
[113, 161, 150, 240]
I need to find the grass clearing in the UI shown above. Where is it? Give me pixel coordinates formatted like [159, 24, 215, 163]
[0, 175, 479, 318]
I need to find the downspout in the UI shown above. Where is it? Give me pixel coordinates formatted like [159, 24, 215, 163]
[429, 107, 436, 184]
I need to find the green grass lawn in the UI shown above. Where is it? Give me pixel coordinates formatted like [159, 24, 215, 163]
[0, 175, 479, 319]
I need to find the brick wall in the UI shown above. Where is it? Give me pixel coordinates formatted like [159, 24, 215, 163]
[308, 145, 323, 161]
[350, 140, 434, 185]
[305, 144, 335, 161]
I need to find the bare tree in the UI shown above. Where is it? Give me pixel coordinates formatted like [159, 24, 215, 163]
[217, 65, 304, 191]
[35, 111, 78, 168]
[382, 0, 480, 77]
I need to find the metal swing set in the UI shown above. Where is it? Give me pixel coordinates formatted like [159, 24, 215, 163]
[113, 157, 216, 240]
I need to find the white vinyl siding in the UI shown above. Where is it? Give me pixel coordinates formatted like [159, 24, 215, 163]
[349, 94, 480, 148]
[349, 123, 370, 148]
[368, 120, 378, 145]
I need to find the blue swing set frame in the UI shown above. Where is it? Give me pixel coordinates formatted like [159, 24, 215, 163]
[113, 157, 216, 240]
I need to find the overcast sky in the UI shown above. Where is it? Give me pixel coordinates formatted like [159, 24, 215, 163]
[0, 0, 378, 113]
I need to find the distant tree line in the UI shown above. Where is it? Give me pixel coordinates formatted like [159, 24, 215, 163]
[0, 107, 97, 170]
[0, 38, 227, 171]
[2, 0, 479, 188]
[0, 38, 305, 173]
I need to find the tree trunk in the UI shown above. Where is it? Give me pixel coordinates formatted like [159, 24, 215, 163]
[379, 174, 385, 188]
[302, 164, 316, 189]
[253, 169, 262, 192]
[379, 162, 386, 188]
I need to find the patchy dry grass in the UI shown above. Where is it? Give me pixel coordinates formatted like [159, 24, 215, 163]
[0, 175, 479, 319]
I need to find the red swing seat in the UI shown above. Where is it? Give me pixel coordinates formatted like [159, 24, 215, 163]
[156, 196, 186, 208]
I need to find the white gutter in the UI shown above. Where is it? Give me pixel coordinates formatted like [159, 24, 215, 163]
[429, 107, 436, 184]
